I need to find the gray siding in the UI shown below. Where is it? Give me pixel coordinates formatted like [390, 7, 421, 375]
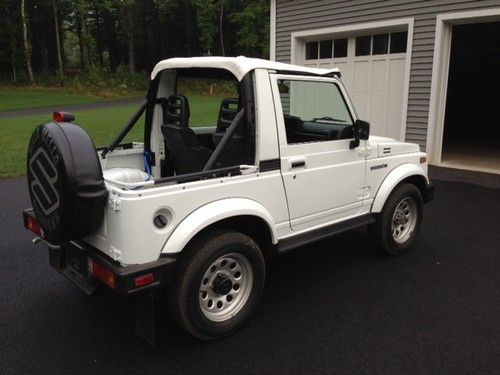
[275, 0, 500, 148]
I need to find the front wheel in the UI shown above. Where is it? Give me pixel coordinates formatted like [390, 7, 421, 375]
[168, 229, 265, 340]
[369, 183, 423, 255]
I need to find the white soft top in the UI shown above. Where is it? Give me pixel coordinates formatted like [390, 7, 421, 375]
[151, 56, 340, 81]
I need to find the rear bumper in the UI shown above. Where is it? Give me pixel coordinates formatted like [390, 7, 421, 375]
[24, 207, 176, 296]
[48, 241, 176, 296]
[423, 181, 435, 203]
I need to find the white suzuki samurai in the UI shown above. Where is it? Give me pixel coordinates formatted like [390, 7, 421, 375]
[24, 56, 434, 342]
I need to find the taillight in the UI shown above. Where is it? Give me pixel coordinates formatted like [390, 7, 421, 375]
[134, 273, 155, 288]
[89, 259, 115, 289]
[53, 111, 75, 123]
[24, 213, 44, 237]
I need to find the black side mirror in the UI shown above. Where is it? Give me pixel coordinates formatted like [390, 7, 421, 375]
[349, 119, 370, 149]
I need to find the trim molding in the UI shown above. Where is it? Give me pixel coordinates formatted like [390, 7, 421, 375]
[426, 7, 500, 164]
[277, 214, 374, 253]
[259, 158, 280, 172]
[290, 18, 414, 143]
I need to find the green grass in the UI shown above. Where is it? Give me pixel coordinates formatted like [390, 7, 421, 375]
[0, 93, 222, 178]
[0, 87, 142, 112]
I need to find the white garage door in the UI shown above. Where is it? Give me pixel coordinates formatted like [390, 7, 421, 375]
[301, 31, 408, 140]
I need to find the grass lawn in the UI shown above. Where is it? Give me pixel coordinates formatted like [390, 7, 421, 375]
[0, 87, 143, 112]
[0, 93, 222, 178]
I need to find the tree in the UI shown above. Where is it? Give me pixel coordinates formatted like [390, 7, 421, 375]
[231, 0, 269, 58]
[112, 0, 138, 73]
[21, 0, 35, 84]
[192, 0, 218, 55]
[53, 0, 64, 82]
[0, 0, 271, 81]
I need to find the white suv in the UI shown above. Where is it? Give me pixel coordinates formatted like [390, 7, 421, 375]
[24, 56, 434, 342]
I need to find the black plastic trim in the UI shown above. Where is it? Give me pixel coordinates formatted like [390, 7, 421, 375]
[48, 240, 176, 296]
[277, 214, 374, 253]
[259, 159, 280, 172]
[154, 165, 242, 185]
[275, 69, 341, 78]
[423, 181, 435, 203]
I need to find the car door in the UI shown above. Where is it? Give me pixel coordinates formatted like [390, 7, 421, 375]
[270, 74, 366, 231]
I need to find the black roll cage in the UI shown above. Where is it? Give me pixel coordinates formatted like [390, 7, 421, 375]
[100, 68, 255, 185]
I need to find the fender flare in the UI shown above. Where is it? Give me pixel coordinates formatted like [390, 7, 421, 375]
[371, 163, 429, 213]
[161, 198, 278, 255]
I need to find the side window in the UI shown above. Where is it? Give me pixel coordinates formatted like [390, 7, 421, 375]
[277, 79, 354, 144]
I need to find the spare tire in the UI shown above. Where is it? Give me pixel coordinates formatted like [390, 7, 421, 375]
[27, 122, 107, 244]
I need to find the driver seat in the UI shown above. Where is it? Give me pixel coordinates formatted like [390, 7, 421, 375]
[161, 95, 212, 174]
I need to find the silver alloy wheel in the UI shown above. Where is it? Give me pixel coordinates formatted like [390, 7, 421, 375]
[199, 253, 253, 322]
[391, 197, 418, 244]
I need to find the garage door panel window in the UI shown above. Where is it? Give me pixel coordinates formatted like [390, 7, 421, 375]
[305, 38, 348, 60]
[320, 40, 333, 59]
[390, 32, 408, 53]
[334, 39, 348, 58]
[306, 42, 319, 60]
[278, 79, 354, 144]
[355, 36, 372, 56]
[372, 34, 389, 55]
[354, 31, 408, 57]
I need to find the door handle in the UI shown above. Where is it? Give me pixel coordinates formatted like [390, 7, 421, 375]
[291, 160, 306, 169]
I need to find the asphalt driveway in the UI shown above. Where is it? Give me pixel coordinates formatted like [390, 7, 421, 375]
[1, 177, 499, 374]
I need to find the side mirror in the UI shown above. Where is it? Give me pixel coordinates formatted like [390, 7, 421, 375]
[349, 119, 370, 149]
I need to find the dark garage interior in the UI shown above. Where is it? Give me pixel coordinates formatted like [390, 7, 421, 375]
[442, 21, 500, 173]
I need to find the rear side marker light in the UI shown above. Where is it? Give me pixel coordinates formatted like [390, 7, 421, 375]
[134, 273, 155, 288]
[24, 213, 44, 237]
[420, 156, 427, 164]
[89, 259, 115, 289]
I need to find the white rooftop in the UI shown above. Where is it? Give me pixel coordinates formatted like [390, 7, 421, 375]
[151, 56, 340, 81]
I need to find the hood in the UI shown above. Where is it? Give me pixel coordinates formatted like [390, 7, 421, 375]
[368, 135, 420, 158]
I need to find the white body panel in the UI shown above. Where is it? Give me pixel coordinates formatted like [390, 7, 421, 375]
[161, 198, 279, 255]
[85, 170, 288, 265]
[85, 58, 430, 266]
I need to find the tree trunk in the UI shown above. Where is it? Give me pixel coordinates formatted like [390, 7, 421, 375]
[53, 0, 64, 83]
[12, 55, 17, 83]
[128, 33, 135, 73]
[184, 1, 192, 56]
[21, 0, 35, 85]
[219, 2, 225, 56]
[96, 10, 104, 66]
[77, 21, 85, 69]
[127, 7, 135, 73]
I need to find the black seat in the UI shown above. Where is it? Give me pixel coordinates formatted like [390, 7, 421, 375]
[161, 95, 212, 174]
[212, 98, 244, 167]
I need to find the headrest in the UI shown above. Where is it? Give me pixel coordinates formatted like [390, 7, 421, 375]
[166, 94, 190, 127]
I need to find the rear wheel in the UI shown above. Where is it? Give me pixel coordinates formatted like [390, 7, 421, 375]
[370, 183, 423, 255]
[168, 229, 265, 340]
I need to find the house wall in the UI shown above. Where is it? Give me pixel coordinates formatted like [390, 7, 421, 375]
[275, 0, 500, 149]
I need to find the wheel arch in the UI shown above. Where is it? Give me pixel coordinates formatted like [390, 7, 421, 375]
[371, 163, 429, 213]
[161, 198, 278, 256]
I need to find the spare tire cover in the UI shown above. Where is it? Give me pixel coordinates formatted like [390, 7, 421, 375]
[27, 122, 107, 244]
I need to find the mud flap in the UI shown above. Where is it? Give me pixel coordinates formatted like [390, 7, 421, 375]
[134, 291, 161, 346]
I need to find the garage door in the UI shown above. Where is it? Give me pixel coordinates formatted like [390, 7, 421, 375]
[301, 31, 408, 140]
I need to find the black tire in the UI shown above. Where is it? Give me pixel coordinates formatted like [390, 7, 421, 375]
[168, 229, 266, 340]
[369, 183, 423, 255]
[27, 122, 107, 244]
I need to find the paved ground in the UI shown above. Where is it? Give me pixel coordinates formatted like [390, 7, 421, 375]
[0, 97, 142, 119]
[1, 178, 499, 374]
